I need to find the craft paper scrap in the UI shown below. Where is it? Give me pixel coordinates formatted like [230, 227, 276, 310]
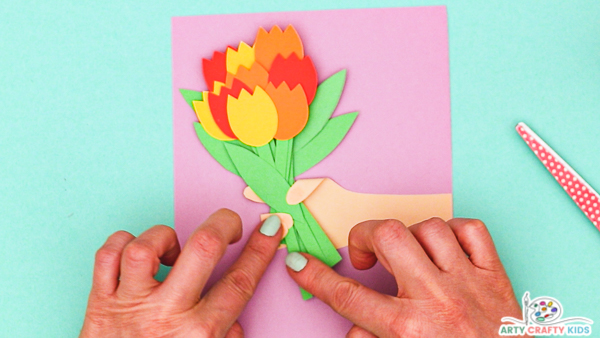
[173, 6, 452, 337]
[516, 122, 600, 231]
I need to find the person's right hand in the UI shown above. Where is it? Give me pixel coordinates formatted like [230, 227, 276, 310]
[285, 218, 522, 338]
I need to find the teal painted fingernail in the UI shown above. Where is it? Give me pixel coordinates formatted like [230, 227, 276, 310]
[286, 252, 308, 272]
[259, 215, 280, 237]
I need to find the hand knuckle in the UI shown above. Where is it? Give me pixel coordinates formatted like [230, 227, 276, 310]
[419, 217, 448, 237]
[229, 322, 244, 337]
[464, 218, 487, 232]
[442, 297, 470, 325]
[244, 240, 271, 266]
[373, 219, 406, 246]
[331, 279, 363, 314]
[123, 242, 155, 265]
[153, 224, 176, 237]
[189, 228, 224, 262]
[223, 268, 257, 301]
[95, 247, 121, 267]
[109, 230, 133, 241]
[195, 321, 218, 337]
[389, 313, 410, 337]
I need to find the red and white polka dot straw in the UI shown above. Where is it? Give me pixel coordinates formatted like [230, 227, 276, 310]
[516, 122, 600, 231]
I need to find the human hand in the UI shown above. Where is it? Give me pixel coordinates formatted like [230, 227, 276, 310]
[285, 218, 522, 337]
[80, 209, 283, 338]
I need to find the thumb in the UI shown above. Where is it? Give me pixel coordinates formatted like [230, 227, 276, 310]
[285, 252, 403, 337]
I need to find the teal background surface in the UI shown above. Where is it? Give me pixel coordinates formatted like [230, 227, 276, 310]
[1, 0, 599, 336]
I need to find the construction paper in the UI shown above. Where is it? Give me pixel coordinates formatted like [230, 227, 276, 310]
[179, 89, 203, 109]
[266, 83, 309, 140]
[300, 203, 342, 266]
[268, 54, 317, 104]
[193, 122, 239, 176]
[224, 143, 328, 261]
[274, 139, 293, 182]
[209, 80, 252, 139]
[294, 70, 346, 149]
[254, 25, 304, 71]
[173, 7, 452, 337]
[193, 99, 234, 141]
[203, 51, 227, 92]
[227, 87, 278, 147]
[288, 178, 453, 248]
[233, 63, 269, 92]
[294, 112, 358, 175]
[226, 42, 255, 74]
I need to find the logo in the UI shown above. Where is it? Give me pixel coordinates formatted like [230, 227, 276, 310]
[499, 292, 593, 336]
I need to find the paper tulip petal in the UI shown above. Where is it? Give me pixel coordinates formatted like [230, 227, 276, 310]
[265, 82, 309, 140]
[232, 62, 269, 91]
[269, 54, 317, 104]
[192, 98, 234, 141]
[202, 51, 227, 92]
[254, 25, 304, 71]
[226, 42, 255, 75]
[227, 87, 278, 147]
[208, 79, 253, 139]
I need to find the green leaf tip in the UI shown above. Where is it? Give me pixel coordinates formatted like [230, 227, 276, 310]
[180, 89, 203, 110]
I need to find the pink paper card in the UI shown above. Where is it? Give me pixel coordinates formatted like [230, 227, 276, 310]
[172, 6, 452, 337]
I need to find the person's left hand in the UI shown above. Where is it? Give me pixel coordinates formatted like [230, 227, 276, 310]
[80, 209, 283, 338]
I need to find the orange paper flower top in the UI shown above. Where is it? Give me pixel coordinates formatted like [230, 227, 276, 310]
[194, 25, 318, 147]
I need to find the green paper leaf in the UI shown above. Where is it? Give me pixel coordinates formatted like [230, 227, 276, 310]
[301, 289, 313, 300]
[293, 112, 358, 175]
[294, 70, 347, 150]
[180, 89, 203, 109]
[193, 122, 240, 177]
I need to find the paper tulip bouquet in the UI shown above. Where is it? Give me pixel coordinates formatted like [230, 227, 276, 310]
[179, 25, 358, 299]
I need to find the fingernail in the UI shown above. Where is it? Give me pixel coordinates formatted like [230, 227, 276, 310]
[259, 215, 281, 237]
[285, 252, 308, 272]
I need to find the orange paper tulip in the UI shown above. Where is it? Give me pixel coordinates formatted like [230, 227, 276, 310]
[195, 25, 317, 147]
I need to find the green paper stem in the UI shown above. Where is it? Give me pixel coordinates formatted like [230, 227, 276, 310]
[275, 139, 290, 179]
[300, 204, 342, 266]
[287, 140, 294, 184]
[256, 143, 275, 166]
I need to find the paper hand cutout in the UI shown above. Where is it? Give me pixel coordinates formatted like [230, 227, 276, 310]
[245, 178, 453, 248]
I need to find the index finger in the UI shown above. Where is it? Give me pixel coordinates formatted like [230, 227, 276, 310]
[159, 209, 243, 308]
[197, 216, 283, 336]
[286, 252, 403, 338]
